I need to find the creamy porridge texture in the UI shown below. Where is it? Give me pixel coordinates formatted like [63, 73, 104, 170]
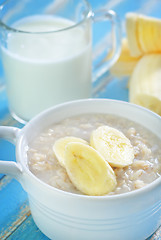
[28, 114, 161, 195]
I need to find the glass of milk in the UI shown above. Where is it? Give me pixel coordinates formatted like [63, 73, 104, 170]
[0, 0, 121, 123]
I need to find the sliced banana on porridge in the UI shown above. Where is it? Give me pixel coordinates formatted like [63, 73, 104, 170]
[64, 142, 117, 195]
[53, 136, 88, 167]
[90, 126, 134, 167]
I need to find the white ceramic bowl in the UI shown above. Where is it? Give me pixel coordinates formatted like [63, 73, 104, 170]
[0, 99, 161, 240]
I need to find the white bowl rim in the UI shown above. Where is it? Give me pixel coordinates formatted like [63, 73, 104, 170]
[17, 98, 161, 200]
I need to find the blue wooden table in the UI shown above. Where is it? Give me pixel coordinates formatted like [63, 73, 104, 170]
[0, 0, 161, 239]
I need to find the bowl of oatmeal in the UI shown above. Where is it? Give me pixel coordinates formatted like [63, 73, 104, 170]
[0, 99, 161, 240]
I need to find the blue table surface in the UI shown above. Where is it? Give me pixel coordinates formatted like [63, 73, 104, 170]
[0, 0, 161, 239]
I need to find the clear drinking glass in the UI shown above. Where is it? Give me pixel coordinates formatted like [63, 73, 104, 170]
[0, 0, 121, 123]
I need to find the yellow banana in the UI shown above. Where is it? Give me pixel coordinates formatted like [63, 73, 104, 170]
[64, 142, 117, 195]
[138, 14, 161, 54]
[90, 126, 134, 168]
[110, 38, 141, 77]
[129, 54, 161, 115]
[126, 13, 142, 57]
[53, 136, 88, 167]
[126, 13, 161, 57]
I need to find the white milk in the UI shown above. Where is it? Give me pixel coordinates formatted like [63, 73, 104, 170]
[1, 15, 92, 121]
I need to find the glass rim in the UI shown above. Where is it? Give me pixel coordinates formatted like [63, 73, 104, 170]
[0, 0, 93, 34]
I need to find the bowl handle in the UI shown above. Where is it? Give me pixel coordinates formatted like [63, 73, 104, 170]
[0, 126, 22, 181]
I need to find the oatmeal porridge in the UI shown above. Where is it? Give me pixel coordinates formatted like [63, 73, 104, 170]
[27, 114, 161, 195]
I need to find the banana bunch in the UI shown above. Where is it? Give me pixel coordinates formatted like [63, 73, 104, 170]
[53, 126, 134, 196]
[110, 13, 161, 115]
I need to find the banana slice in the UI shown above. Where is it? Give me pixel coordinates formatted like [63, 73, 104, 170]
[126, 13, 161, 57]
[110, 38, 141, 77]
[129, 54, 161, 115]
[53, 136, 88, 167]
[64, 142, 117, 196]
[90, 126, 134, 168]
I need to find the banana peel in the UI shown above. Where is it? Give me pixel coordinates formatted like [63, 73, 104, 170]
[126, 13, 161, 57]
[110, 38, 141, 77]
